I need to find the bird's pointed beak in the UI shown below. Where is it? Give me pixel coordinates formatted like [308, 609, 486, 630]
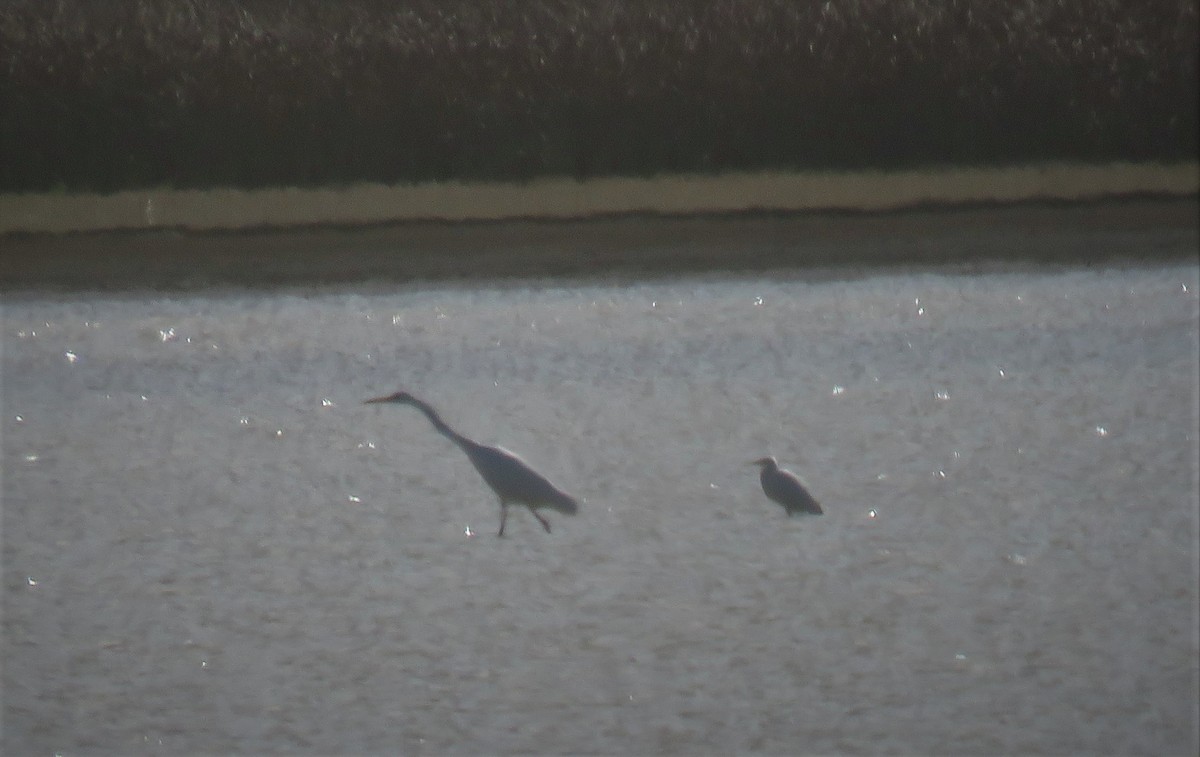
[363, 395, 389, 404]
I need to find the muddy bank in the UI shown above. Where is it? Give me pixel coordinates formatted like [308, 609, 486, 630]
[2, 194, 1196, 292]
[2, 163, 1197, 235]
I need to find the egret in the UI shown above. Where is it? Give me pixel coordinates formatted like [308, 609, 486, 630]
[363, 391, 579, 536]
[751, 456, 823, 516]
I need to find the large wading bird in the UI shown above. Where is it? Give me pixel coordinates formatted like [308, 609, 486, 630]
[751, 456, 823, 516]
[364, 391, 579, 536]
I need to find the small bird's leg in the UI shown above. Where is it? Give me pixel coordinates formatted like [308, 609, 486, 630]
[498, 502, 508, 537]
[529, 507, 552, 533]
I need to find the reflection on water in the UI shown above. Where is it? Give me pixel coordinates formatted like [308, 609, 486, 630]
[3, 262, 1199, 754]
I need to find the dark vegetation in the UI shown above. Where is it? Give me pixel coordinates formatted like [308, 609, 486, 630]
[1, 0, 1196, 193]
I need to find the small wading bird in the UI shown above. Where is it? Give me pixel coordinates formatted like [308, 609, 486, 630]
[363, 391, 579, 536]
[751, 456, 823, 516]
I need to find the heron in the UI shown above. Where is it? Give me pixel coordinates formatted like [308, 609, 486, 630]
[363, 391, 579, 536]
[751, 456, 823, 516]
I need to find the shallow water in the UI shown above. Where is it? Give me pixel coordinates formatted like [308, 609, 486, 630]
[3, 261, 1199, 754]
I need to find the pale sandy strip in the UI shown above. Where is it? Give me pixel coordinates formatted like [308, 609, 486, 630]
[1, 162, 1196, 234]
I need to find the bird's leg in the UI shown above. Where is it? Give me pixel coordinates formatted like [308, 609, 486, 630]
[498, 502, 508, 537]
[529, 507, 552, 533]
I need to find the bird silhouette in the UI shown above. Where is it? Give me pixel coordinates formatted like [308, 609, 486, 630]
[364, 391, 579, 536]
[751, 456, 823, 516]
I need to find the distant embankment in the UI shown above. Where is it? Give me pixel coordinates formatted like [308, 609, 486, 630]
[2, 162, 1196, 235]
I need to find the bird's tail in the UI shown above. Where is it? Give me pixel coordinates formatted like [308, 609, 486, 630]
[550, 490, 579, 515]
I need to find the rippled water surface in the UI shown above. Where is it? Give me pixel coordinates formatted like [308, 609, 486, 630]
[4, 261, 1199, 754]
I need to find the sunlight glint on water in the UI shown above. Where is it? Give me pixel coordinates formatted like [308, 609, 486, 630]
[2, 263, 1198, 755]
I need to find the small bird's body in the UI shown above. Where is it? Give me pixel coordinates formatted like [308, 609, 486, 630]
[751, 456, 823, 516]
[364, 391, 578, 535]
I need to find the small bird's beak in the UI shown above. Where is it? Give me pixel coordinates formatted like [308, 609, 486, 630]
[363, 396, 389, 404]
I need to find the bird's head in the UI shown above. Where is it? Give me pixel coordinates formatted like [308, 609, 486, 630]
[363, 390, 416, 405]
[750, 456, 778, 469]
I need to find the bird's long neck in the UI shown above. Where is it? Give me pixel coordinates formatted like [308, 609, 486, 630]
[407, 398, 472, 450]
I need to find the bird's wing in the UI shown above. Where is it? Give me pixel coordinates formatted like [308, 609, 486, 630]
[466, 444, 577, 512]
[768, 469, 819, 509]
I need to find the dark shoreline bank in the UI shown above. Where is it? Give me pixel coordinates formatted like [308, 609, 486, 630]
[4, 1, 1195, 193]
[2, 197, 1195, 293]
